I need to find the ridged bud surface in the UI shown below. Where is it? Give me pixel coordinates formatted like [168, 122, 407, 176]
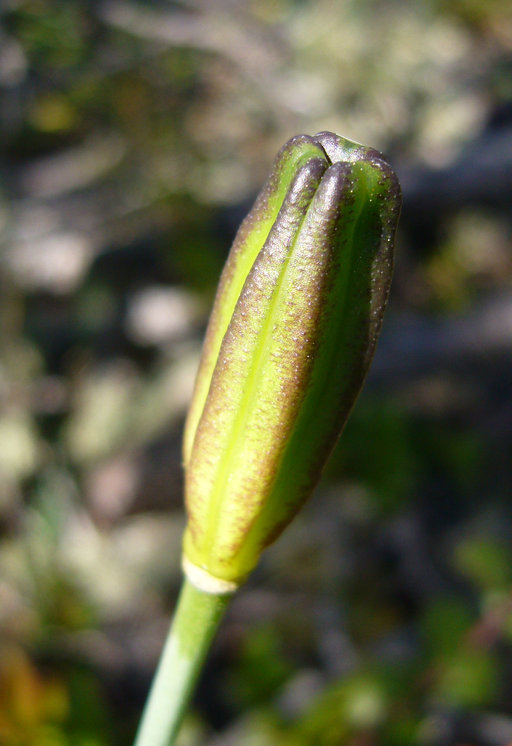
[182, 132, 401, 588]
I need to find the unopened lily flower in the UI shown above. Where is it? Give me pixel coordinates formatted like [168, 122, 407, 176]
[182, 131, 402, 593]
[134, 132, 401, 746]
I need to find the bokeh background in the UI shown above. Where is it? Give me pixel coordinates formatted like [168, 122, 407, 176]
[1, 1, 512, 744]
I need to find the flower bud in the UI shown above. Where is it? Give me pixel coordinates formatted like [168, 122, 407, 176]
[182, 132, 401, 592]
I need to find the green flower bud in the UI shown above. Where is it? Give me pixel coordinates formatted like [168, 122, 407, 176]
[182, 132, 401, 593]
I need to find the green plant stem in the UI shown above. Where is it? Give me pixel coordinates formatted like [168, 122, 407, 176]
[133, 577, 233, 746]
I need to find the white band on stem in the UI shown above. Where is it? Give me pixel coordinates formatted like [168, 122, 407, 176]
[182, 556, 240, 595]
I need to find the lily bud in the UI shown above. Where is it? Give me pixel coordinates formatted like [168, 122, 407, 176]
[182, 132, 401, 593]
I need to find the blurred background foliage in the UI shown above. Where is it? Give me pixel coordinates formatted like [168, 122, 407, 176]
[0, 0, 511, 744]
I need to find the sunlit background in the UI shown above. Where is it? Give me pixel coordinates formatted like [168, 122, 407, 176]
[1, 1, 512, 744]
